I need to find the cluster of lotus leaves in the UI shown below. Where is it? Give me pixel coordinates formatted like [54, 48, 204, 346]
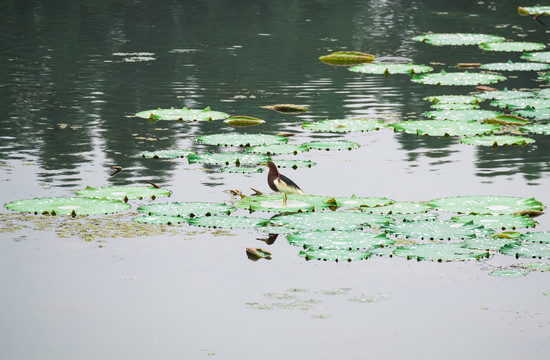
[246, 144, 309, 155]
[189, 215, 269, 229]
[425, 109, 503, 121]
[5, 197, 130, 216]
[233, 194, 334, 212]
[135, 107, 229, 122]
[348, 63, 433, 75]
[522, 51, 550, 63]
[270, 212, 391, 231]
[394, 243, 490, 262]
[451, 214, 537, 230]
[475, 89, 535, 101]
[480, 61, 550, 72]
[268, 159, 316, 169]
[460, 135, 535, 147]
[412, 33, 505, 46]
[479, 41, 545, 52]
[384, 220, 489, 240]
[390, 120, 498, 137]
[138, 149, 196, 159]
[76, 185, 171, 201]
[302, 118, 386, 133]
[188, 152, 270, 166]
[196, 133, 287, 147]
[428, 196, 545, 214]
[288, 231, 394, 250]
[412, 71, 506, 86]
[492, 97, 550, 110]
[425, 95, 479, 104]
[302, 140, 360, 151]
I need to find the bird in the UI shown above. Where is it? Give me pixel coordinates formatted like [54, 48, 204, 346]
[263, 161, 304, 207]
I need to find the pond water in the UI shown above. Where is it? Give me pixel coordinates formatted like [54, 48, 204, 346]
[1, 1, 550, 359]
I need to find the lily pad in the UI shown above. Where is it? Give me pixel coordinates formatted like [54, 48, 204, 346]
[262, 104, 309, 113]
[483, 114, 530, 126]
[430, 103, 479, 110]
[463, 237, 521, 252]
[428, 196, 545, 215]
[319, 51, 375, 65]
[520, 124, 550, 135]
[412, 70, 506, 86]
[270, 212, 391, 231]
[425, 109, 503, 121]
[390, 213, 439, 222]
[271, 159, 317, 169]
[459, 135, 535, 147]
[412, 33, 505, 46]
[451, 214, 536, 230]
[137, 201, 234, 217]
[475, 89, 535, 101]
[332, 195, 393, 208]
[520, 231, 550, 244]
[479, 61, 550, 71]
[132, 215, 189, 225]
[76, 185, 171, 201]
[188, 152, 270, 166]
[287, 231, 394, 250]
[135, 106, 229, 122]
[500, 243, 550, 259]
[189, 215, 268, 229]
[138, 149, 196, 159]
[512, 108, 550, 120]
[479, 41, 545, 52]
[246, 143, 309, 155]
[302, 140, 360, 151]
[390, 120, 498, 137]
[196, 133, 287, 147]
[488, 269, 529, 278]
[5, 196, 130, 216]
[233, 194, 333, 212]
[384, 220, 488, 240]
[299, 248, 371, 262]
[491, 97, 550, 110]
[521, 51, 550, 64]
[302, 118, 386, 133]
[368, 202, 433, 214]
[518, 6, 550, 16]
[220, 166, 263, 174]
[224, 116, 265, 127]
[394, 243, 489, 262]
[424, 95, 479, 104]
[349, 63, 433, 75]
[512, 262, 550, 272]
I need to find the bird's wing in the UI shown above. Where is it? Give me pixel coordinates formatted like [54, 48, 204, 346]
[278, 174, 304, 194]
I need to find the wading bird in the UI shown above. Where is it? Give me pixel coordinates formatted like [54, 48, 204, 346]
[264, 161, 304, 206]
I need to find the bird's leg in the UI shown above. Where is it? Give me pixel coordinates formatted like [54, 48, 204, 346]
[282, 193, 287, 207]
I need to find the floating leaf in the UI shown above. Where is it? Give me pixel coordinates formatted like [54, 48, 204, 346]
[390, 213, 439, 222]
[475, 89, 535, 101]
[135, 106, 228, 122]
[520, 124, 550, 135]
[412, 33, 505, 46]
[488, 269, 529, 278]
[270, 212, 391, 231]
[512, 108, 550, 120]
[233, 194, 333, 213]
[479, 41, 545, 52]
[262, 104, 309, 113]
[224, 116, 265, 127]
[300, 248, 371, 262]
[520, 231, 550, 244]
[463, 237, 520, 251]
[424, 95, 479, 104]
[412, 71, 506, 86]
[303, 118, 386, 133]
[196, 133, 287, 147]
[188, 152, 270, 166]
[521, 51, 550, 64]
[349, 62, 433, 75]
[512, 262, 550, 272]
[459, 135, 535, 147]
[138, 149, 196, 159]
[220, 166, 263, 174]
[430, 103, 479, 110]
[429, 196, 545, 215]
[132, 215, 188, 225]
[5, 197, 130, 216]
[302, 140, 360, 151]
[425, 109, 503, 121]
[479, 61, 550, 71]
[517, 6, 550, 16]
[451, 214, 536, 230]
[332, 195, 393, 208]
[491, 97, 550, 110]
[189, 215, 268, 229]
[500, 243, 550, 259]
[483, 114, 529, 126]
[271, 159, 317, 169]
[288, 231, 394, 250]
[246, 143, 309, 155]
[390, 120, 498, 137]
[76, 185, 171, 201]
[394, 243, 489, 262]
[138, 201, 234, 217]
[246, 247, 272, 260]
[368, 201, 433, 214]
[384, 220, 488, 240]
[319, 51, 375, 65]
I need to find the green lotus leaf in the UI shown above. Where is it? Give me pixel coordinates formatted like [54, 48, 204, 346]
[188, 152, 270, 166]
[520, 231, 550, 244]
[511, 262, 550, 272]
[451, 214, 536, 230]
[299, 248, 371, 262]
[512, 108, 550, 120]
[368, 201, 433, 214]
[188, 215, 268, 229]
[411, 71, 506, 86]
[428, 196, 545, 215]
[479, 61, 550, 71]
[384, 220, 488, 240]
[132, 215, 189, 225]
[287, 231, 394, 250]
[463, 237, 521, 251]
[220, 166, 263, 174]
[390, 120, 498, 137]
[246, 143, 309, 155]
[224, 116, 265, 127]
[424, 95, 479, 104]
[137, 201, 234, 217]
[135, 106, 228, 122]
[246, 247, 272, 260]
[138, 149, 197, 159]
[319, 51, 375, 65]
[5, 196, 130, 216]
[303, 140, 360, 151]
[76, 185, 171, 201]
[483, 114, 530, 126]
[270, 212, 391, 231]
[488, 269, 529, 278]
[262, 104, 309, 113]
[500, 243, 550, 259]
[518, 6, 550, 16]
[538, 88, 550, 98]
[520, 123, 550, 135]
[332, 195, 393, 208]
[349, 62, 433, 75]
[233, 194, 333, 213]
[390, 213, 439, 222]
[394, 243, 489, 262]
[425, 109, 503, 121]
[521, 51, 550, 63]
[491, 97, 550, 110]
[196, 133, 287, 147]
[479, 41, 545, 52]
[459, 135, 535, 147]
[303, 118, 386, 133]
[412, 33, 505, 46]
[475, 89, 535, 101]
[270, 159, 317, 169]
[430, 103, 479, 110]
[539, 72, 550, 82]
[493, 231, 522, 239]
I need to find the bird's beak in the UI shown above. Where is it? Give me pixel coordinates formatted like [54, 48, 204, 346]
[259, 162, 268, 166]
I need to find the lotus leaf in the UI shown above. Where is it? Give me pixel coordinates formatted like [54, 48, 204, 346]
[412, 33, 505, 46]
[349, 63, 433, 75]
[512, 262, 550, 272]
[428, 196, 545, 215]
[483, 114, 529, 126]
[538, 89, 550, 98]
[390, 120, 498, 137]
[463, 237, 521, 251]
[188, 152, 270, 166]
[479, 41, 545, 52]
[303, 118, 386, 133]
[411, 71, 506, 86]
[390, 213, 439, 222]
[384, 220, 487, 240]
[220, 166, 263, 174]
[459, 135, 535, 147]
[368, 201, 432, 214]
[520, 231, 550, 244]
[302, 140, 360, 151]
[189, 215, 268, 229]
[521, 51, 550, 64]
[246, 144, 309, 155]
[233, 194, 333, 212]
[137, 201, 234, 217]
[430, 103, 479, 110]
[500, 243, 550, 259]
[132, 215, 188, 225]
[76, 185, 171, 201]
[451, 214, 536, 230]
[299, 248, 371, 262]
[196, 133, 287, 147]
[491, 97, 550, 110]
[539, 72, 550, 82]
[479, 61, 550, 71]
[425, 109, 503, 121]
[319, 51, 375, 65]
[246, 247, 272, 260]
[270, 159, 317, 169]
[138, 149, 196, 159]
[262, 104, 309, 113]
[332, 195, 393, 208]
[270, 212, 391, 231]
[512, 108, 550, 120]
[517, 6, 550, 16]
[135, 106, 228, 122]
[287, 231, 394, 250]
[224, 116, 265, 127]
[520, 124, 550, 135]
[394, 243, 490, 262]
[475, 89, 535, 101]
[424, 95, 479, 104]
[5, 197, 130, 216]
[488, 269, 529, 278]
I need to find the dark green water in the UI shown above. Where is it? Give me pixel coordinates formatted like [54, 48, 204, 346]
[1, 1, 549, 359]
